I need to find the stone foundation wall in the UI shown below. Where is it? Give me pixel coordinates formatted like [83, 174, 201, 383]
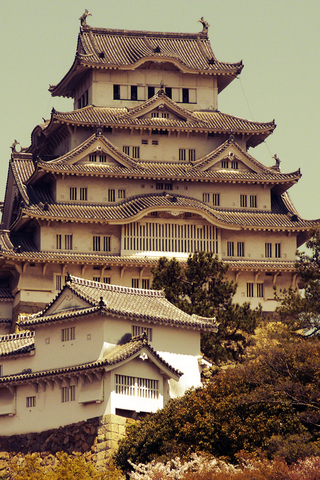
[0, 414, 133, 475]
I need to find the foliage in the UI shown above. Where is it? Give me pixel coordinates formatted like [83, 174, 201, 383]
[151, 252, 261, 363]
[276, 228, 320, 336]
[8, 452, 123, 480]
[115, 337, 320, 472]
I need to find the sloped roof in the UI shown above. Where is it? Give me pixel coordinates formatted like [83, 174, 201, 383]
[0, 331, 35, 358]
[50, 24, 243, 98]
[19, 275, 217, 332]
[0, 334, 182, 386]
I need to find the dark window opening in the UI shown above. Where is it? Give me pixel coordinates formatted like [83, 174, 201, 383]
[113, 85, 120, 100]
[148, 86, 155, 98]
[182, 88, 189, 103]
[165, 87, 172, 99]
[131, 85, 137, 101]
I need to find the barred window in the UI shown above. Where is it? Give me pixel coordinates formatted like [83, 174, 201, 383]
[132, 278, 139, 288]
[56, 275, 62, 291]
[221, 161, 228, 168]
[257, 283, 264, 298]
[93, 236, 101, 252]
[250, 195, 257, 208]
[132, 147, 140, 159]
[142, 279, 150, 289]
[227, 241, 234, 257]
[89, 154, 97, 162]
[247, 283, 254, 298]
[61, 327, 75, 342]
[164, 183, 173, 191]
[240, 195, 247, 207]
[162, 113, 169, 118]
[237, 242, 245, 257]
[93, 277, 101, 282]
[70, 187, 77, 200]
[275, 243, 281, 258]
[231, 161, 238, 169]
[188, 149, 195, 162]
[103, 236, 111, 252]
[151, 112, 159, 118]
[265, 243, 272, 258]
[62, 385, 75, 403]
[123, 146, 130, 155]
[179, 149, 186, 161]
[56, 234, 62, 250]
[26, 396, 36, 408]
[156, 183, 163, 190]
[80, 187, 87, 201]
[212, 193, 220, 206]
[103, 277, 111, 284]
[118, 190, 126, 199]
[115, 374, 158, 399]
[100, 155, 107, 163]
[203, 193, 210, 202]
[65, 235, 73, 250]
[108, 189, 116, 202]
[132, 325, 152, 341]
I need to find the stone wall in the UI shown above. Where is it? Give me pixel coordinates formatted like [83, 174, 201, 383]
[0, 413, 133, 475]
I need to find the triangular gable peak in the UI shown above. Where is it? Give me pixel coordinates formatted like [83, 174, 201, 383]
[39, 133, 137, 170]
[195, 138, 272, 174]
[40, 284, 93, 317]
[122, 91, 203, 123]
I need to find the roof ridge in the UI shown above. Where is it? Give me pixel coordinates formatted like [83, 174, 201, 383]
[0, 331, 34, 342]
[68, 274, 164, 297]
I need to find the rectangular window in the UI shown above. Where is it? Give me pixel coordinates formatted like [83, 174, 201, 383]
[118, 189, 126, 199]
[227, 241, 234, 257]
[61, 327, 75, 342]
[188, 149, 196, 162]
[142, 139, 148, 145]
[212, 193, 220, 206]
[250, 195, 257, 208]
[103, 236, 111, 252]
[182, 88, 189, 103]
[70, 187, 77, 201]
[108, 189, 116, 202]
[115, 374, 158, 399]
[165, 87, 172, 99]
[221, 161, 228, 168]
[162, 113, 169, 118]
[132, 278, 139, 288]
[103, 277, 111, 284]
[156, 183, 164, 190]
[151, 112, 159, 118]
[203, 193, 210, 202]
[56, 275, 62, 291]
[237, 242, 245, 257]
[240, 195, 247, 207]
[265, 243, 272, 258]
[231, 161, 238, 169]
[93, 236, 101, 251]
[93, 277, 101, 282]
[247, 283, 254, 298]
[80, 187, 87, 201]
[142, 279, 150, 289]
[131, 85, 137, 100]
[165, 183, 173, 190]
[113, 84, 120, 100]
[123, 146, 130, 155]
[152, 140, 158, 145]
[148, 86, 155, 98]
[132, 147, 140, 159]
[89, 154, 97, 162]
[26, 396, 36, 408]
[132, 325, 152, 341]
[257, 283, 264, 298]
[62, 385, 75, 403]
[179, 149, 186, 161]
[65, 235, 73, 250]
[56, 234, 62, 250]
[275, 243, 281, 258]
[100, 155, 107, 163]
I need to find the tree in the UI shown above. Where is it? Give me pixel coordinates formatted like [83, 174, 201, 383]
[276, 228, 320, 336]
[151, 252, 260, 363]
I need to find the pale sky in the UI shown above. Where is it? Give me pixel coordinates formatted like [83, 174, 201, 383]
[1, 0, 319, 220]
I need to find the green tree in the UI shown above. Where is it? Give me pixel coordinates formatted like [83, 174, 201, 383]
[152, 252, 260, 362]
[276, 228, 320, 336]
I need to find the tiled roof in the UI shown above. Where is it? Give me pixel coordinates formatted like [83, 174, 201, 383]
[0, 334, 181, 386]
[15, 192, 318, 231]
[19, 275, 217, 332]
[10, 155, 35, 205]
[50, 25, 243, 98]
[45, 102, 275, 148]
[0, 331, 35, 357]
[0, 288, 14, 301]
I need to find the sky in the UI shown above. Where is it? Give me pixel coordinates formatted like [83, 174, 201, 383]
[1, 0, 320, 220]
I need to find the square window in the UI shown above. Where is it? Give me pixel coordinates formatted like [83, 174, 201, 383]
[152, 140, 158, 145]
[156, 183, 164, 190]
[142, 139, 148, 145]
[165, 183, 173, 190]
[89, 154, 97, 162]
[62, 385, 75, 403]
[151, 112, 159, 118]
[103, 277, 111, 284]
[61, 327, 75, 342]
[132, 325, 152, 341]
[231, 161, 238, 169]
